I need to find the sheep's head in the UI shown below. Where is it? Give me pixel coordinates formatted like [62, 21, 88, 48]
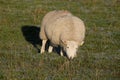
[61, 40, 78, 60]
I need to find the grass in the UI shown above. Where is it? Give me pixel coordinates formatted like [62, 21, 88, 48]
[0, 0, 120, 80]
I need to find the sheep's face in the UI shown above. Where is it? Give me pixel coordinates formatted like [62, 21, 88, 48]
[62, 41, 78, 60]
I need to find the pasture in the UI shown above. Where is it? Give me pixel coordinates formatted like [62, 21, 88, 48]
[0, 0, 120, 80]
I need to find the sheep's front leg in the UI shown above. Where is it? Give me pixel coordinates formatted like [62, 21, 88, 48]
[60, 48, 64, 56]
[41, 40, 47, 54]
[48, 45, 53, 53]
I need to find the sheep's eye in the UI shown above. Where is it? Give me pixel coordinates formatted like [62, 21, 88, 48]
[67, 46, 69, 48]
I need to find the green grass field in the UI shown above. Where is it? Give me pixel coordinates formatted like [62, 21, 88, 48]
[0, 0, 120, 80]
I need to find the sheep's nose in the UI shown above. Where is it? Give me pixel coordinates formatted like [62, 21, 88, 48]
[67, 53, 77, 60]
[68, 56, 74, 60]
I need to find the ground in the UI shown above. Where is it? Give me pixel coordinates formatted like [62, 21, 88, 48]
[0, 0, 120, 80]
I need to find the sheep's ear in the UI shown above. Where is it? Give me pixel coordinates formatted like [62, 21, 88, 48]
[80, 41, 84, 46]
[61, 40, 67, 46]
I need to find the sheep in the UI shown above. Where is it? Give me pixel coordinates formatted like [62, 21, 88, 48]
[39, 10, 85, 59]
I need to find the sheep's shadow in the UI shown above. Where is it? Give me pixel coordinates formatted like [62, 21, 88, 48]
[21, 25, 61, 54]
[21, 25, 42, 53]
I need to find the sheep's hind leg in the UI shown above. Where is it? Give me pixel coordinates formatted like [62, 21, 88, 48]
[48, 45, 53, 53]
[40, 40, 47, 54]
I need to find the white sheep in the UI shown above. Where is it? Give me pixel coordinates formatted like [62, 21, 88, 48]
[40, 10, 85, 59]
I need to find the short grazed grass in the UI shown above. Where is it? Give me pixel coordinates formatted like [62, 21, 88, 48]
[0, 0, 120, 80]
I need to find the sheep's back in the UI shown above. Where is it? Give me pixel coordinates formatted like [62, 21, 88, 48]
[40, 10, 72, 40]
[71, 16, 85, 44]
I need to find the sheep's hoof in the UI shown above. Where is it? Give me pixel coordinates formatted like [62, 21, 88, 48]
[60, 52, 63, 56]
[48, 50, 52, 53]
[40, 50, 45, 54]
[48, 46, 53, 53]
